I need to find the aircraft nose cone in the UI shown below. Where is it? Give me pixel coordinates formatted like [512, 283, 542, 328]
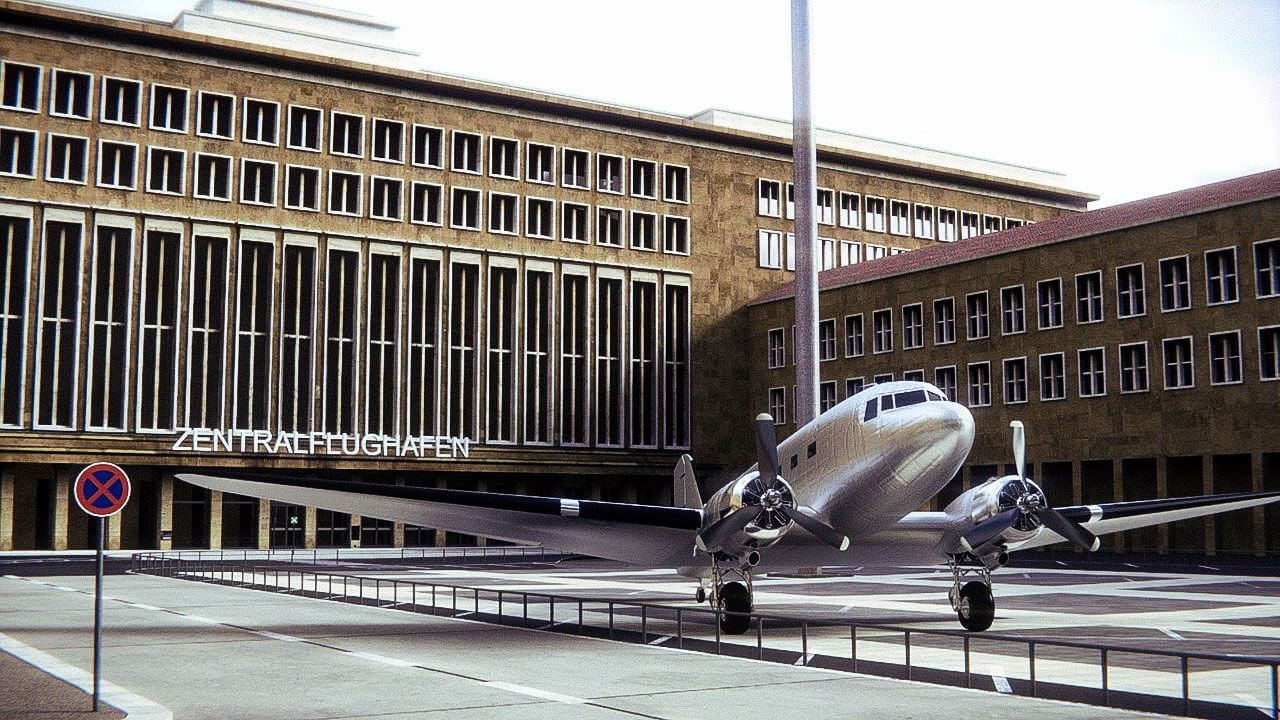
[920, 402, 975, 458]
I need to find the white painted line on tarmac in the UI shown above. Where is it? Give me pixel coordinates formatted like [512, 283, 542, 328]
[51, 584, 77, 592]
[251, 630, 302, 642]
[1199, 565, 1221, 571]
[1235, 693, 1271, 716]
[838, 604, 855, 612]
[347, 650, 416, 668]
[990, 665, 1012, 693]
[483, 680, 586, 704]
[794, 653, 815, 666]
[128, 602, 162, 611]
[648, 635, 671, 645]
[180, 614, 220, 625]
[1160, 628, 1186, 641]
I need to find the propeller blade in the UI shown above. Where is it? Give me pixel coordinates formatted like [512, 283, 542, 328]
[1010, 420, 1026, 481]
[960, 508, 1020, 552]
[755, 413, 781, 487]
[695, 507, 760, 553]
[781, 506, 850, 551]
[1038, 507, 1101, 552]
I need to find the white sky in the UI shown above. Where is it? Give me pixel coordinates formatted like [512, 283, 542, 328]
[53, 0, 1280, 207]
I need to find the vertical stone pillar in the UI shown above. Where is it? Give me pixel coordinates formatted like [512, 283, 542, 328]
[393, 478, 404, 548]
[158, 475, 173, 551]
[1252, 452, 1265, 557]
[1111, 461, 1125, 553]
[622, 484, 638, 505]
[257, 499, 270, 550]
[53, 470, 69, 551]
[0, 468, 13, 551]
[1070, 460, 1082, 506]
[304, 506, 317, 549]
[1202, 455, 1215, 556]
[208, 490, 223, 550]
[106, 512, 122, 551]
[474, 479, 487, 547]
[350, 515, 362, 548]
[1155, 457, 1169, 554]
[434, 528, 447, 547]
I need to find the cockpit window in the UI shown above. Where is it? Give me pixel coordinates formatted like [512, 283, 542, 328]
[863, 386, 949, 422]
[863, 398, 878, 421]
[927, 390, 945, 402]
[893, 389, 927, 408]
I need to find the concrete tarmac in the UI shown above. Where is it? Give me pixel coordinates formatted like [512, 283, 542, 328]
[0, 572, 1174, 719]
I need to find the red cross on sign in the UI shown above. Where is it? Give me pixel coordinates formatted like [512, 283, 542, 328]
[74, 463, 131, 517]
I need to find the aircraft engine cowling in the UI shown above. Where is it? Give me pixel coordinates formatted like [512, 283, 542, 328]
[945, 475, 1049, 551]
[699, 472, 796, 557]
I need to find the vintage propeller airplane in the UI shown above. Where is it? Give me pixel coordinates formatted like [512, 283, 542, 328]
[180, 380, 1280, 634]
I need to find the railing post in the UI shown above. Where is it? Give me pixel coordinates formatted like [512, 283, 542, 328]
[1101, 648, 1109, 705]
[802, 622, 809, 666]
[677, 608, 683, 649]
[1028, 641, 1036, 697]
[904, 630, 910, 680]
[609, 602, 614, 640]
[850, 624, 857, 672]
[641, 605, 647, 644]
[498, 590, 503, 621]
[757, 617, 764, 661]
[578, 601, 583, 635]
[1182, 656, 1190, 715]
[523, 593, 528, 626]
[964, 634, 971, 688]
[549, 595, 554, 626]
[715, 608, 721, 654]
[1272, 661, 1278, 720]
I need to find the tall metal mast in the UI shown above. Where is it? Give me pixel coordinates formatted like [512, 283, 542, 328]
[791, 0, 819, 426]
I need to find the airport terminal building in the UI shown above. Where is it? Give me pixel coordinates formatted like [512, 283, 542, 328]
[7, 0, 1268, 556]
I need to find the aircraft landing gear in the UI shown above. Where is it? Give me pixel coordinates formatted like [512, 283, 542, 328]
[948, 556, 995, 632]
[710, 554, 754, 634]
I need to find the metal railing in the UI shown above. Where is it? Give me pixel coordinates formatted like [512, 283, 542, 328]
[132, 553, 1278, 720]
[137, 545, 554, 565]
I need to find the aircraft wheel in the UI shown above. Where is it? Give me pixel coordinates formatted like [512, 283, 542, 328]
[718, 581, 752, 635]
[695, 586, 706, 604]
[956, 581, 994, 632]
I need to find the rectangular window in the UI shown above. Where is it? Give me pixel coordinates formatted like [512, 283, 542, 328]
[758, 179, 781, 217]
[560, 273, 588, 445]
[527, 142, 555, 184]
[194, 153, 232, 200]
[663, 215, 689, 255]
[663, 164, 689, 203]
[287, 105, 322, 151]
[1205, 247, 1239, 304]
[1006, 218, 1024, 229]
[149, 85, 187, 132]
[873, 373, 894, 385]
[846, 377, 865, 398]
[366, 252, 400, 436]
[1116, 264, 1146, 317]
[966, 291, 989, 340]
[447, 263, 479, 439]
[1163, 337, 1194, 389]
[844, 314, 863, 357]
[46, 134, 87, 184]
[242, 98, 278, 145]
[767, 327, 785, 369]
[331, 112, 364, 157]
[630, 279, 658, 447]
[903, 369, 924, 383]
[50, 69, 91, 119]
[0, 216, 30, 426]
[597, 153, 623, 194]
[197, 91, 233, 139]
[818, 318, 836, 361]
[1078, 347, 1106, 397]
[233, 239, 274, 429]
[820, 237, 836, 270]
[407, 257, 440, 436]
[1, 62, 39, 111]
[664, 283, 690, 447]
[838, 240, 860, 267]
[278, 244, 315, 433]
[1209, 331, 1242, 385]
[631, 158, 656, 198]
[1159, 255, 1191, 311]
[960, 211, 979, 240]
[937, 208, 957, 242]
[967, 362, 991, 407]
[785, 183, 794, 220]
[522, 269, 553, 443]
[328, 171, 362, 216]
[96, 140, 136, 189]
[35, 221, 81, 428]
[562, 202, 589, 243]
[934, 366, 956, 401]
[914, 204, 934, 239]
[1002, 357, 1027, 404]
[1000, 285, 1025, 335]
[838, 192, 860, 228]
[371, 118, 404, 163]
[1259, 326, 1279, 381]
[1076, 271, 1103, 323]
[630, 210, 656, 250]
[526, 197, 555, 239]
[285, 165, 320, 211]
[768, 387, 786, 425]
[1039, 353, 1066, 401]
[489, 137, 519, 178]
[240, 159, 276, 206]
[86, 224, 133, 430]
[983, 214, 1002, 235]
[562, 148, 588, 189]
[933, 298, 955, 345]
[489, 192, 518, 234]
[410, 182, 443, 226]
[101, 76, 140, 125]
[370, 177, 402, 221]
[596, 276, 624, 446]
[1119, 341, 1149, 393]
[865, 196, 886, 232]
[819, 381, 838, 414]
[889, 200, 910, 235]
[1253, 239, 1279, 298]
[186, 234, 227, 428]
[902, 303, 923, 349]
[758, 229, 782, 269]
[1037, 278, 1063, 329]
[146, 147, 185, 195]
[323, 248, 358, 433]
[0, 128, 34, 178]
[872, 308, 892, 354]
[412, 125, 444, 168]
[815, 188, 835, 225]
[450, 187, 480, 230]
[596, 207, 622, 247]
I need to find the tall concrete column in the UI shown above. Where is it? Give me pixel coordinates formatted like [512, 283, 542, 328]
[304, 506, 317, 549]
[208, 490, 223, 550]
[0, 468, 13, 551]
[257, 499, 270, 550]
[1252, 452, 1265, 556]
[107, 512, 122, 550]
[158, 475, 173, 550]
[350, 515, 362, 548]
[1155, 457, 1169, 554]
[475, 479, 488, 546]
[53, 470, 69, 551]
[393, 478, 404, 548]
[1202, 455, 1215, 556]
[1070, 460, 1082, 506]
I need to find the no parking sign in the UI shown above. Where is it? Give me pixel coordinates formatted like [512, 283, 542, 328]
[74, 462, 130, 517]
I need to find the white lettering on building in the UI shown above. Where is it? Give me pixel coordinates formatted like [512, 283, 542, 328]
[172, 428, 474, 459]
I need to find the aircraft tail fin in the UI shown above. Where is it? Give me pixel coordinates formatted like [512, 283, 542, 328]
[673, 454, 703, 509]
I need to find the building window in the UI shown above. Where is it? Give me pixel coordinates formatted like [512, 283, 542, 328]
[331, 112, 364, 157]
[785, 183, 795, 220]
[447, 262, 481, 440]
[285, 165, 320, 211]
[937, 208, 957, 242]
[562, 148, 588, 189]
[526, 142, 555, 184]
[50, 69, 91, 119]
[197, 91, 233, 138]
[323, 249, 358, 433]
[1159, 255, 1191, 311]
[1208, 331, 1242, 385]
[872, 308, 892, 354]
[934, 366, 956, 401]
[240, 159, 276, 206]
[523, 269, 553, 444]
[758, 179, 781, 217]
[1255, 239, 1280, 298]
[1000, 286, 1025, 335]
[837, 192, 860, 229]
[411, 182, 443, 226]
[820, 237, 837, 270]
[864, 196, 886, 233]
[328, 171, 362, 216]
[1078, 347, 1106, 397]
[146, 147, 185, 195]
[1006, 218, 1023, 229]
[1119, 342, 1149, 393]
[1163, 337, 1194, 390]
[1116, 264, 1146, 317]
[889, 200, 910, 236]
[903, 369, 925, 382]
[767, 387, 786, 425]
[407, 257, 440, 437]
[1002, 357, 1027, 404]
[96, 140, 136, 189]
[487, 137, 518, 178]
[562, 202, 589, 243]
[412, 125, 444, 168]
[1, 61, 39, 112]
[767, 328, 785, 369]
[786, 233, 796, 270]
[663, 164, 689, 203]
[967, 362, 991, 407]
[278, 244, 315, 433]
[149, 85, 188, 132]
[965, 291, 989, 340]
[450, 187, 481, 230]
[596, 207, 622, 247]
[194, 153, 232, 200]
[818, 318, 836, 361]
[933, 298, 955, 345]
[844, 314, 863, 357]
[846, 377, 865, 398]
[630, 158, 656, 198]
[820, 381, 838, 414]
[1037, 278, 1063, 329]
[186, 234, 227, 429]
[1259, 326, 1280, 381]
[595, 277, 624, 446]
[838, 240, 860, 267]
[873, 373, 894, 385]
[372, 119, 404, 163]
[489, 192, 518, 234]
[816, 188, 835, 225]
[664, 283, 691, 447]
[0, 216, 29, 426]
[367, 253, 400, 436]
[233, 239, 273, 430]
[1076, 271, 1103, 323]
[597, 153, 623, 193]
[370, 177, 403, 221]
[35, 221, 81, 428]
[287, 105, 322, 151]
[1039, 353, 1065, 401]
[46, 134, 87, 184]
[630, 279, 658, 447]
[664, 215, 689, 255]
[0, 127, 33, 179]
[914, 204, 933, 239]
[902, 303, 923, 349]
[1205, 248, 1238, 304]
[983, 214, 1002, 235]
[758, 229, 783, 269]
[242, 98, 278, 145]
[630, 210, 656, 250]
[526, 197, 555, 239]
[101, 76, 140, 125]
[84, 224, 133, 430]
[560, 273, 589, 445]
[960, 211, 979, 240]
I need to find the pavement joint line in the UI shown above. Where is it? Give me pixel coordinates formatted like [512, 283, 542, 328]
[483, 680, 586, 704]
[1160, 628, 1187, 641]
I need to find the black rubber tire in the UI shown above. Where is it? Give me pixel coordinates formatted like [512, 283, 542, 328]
[718, 581, 752, 635]
[695, 587, 706, 604]
[957, 580, 995, 632]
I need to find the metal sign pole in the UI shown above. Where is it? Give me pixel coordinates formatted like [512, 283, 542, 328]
[791, 0, 819, 427]
[93, 515, 103, 712]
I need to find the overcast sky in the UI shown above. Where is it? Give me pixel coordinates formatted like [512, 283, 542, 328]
[57, 0, 1280, 207]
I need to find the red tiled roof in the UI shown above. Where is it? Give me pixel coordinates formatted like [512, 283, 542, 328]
[748, 168, 1280, 306]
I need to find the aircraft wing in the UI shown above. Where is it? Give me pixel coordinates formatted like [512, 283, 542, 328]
[177, 473, 701, 567]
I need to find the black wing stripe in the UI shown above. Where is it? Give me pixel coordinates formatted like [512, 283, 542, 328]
[1056, 491, 1280, 523]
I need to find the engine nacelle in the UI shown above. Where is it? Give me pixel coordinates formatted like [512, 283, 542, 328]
[944, 475, 1048, 549]
[700, 472, 795, 557]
